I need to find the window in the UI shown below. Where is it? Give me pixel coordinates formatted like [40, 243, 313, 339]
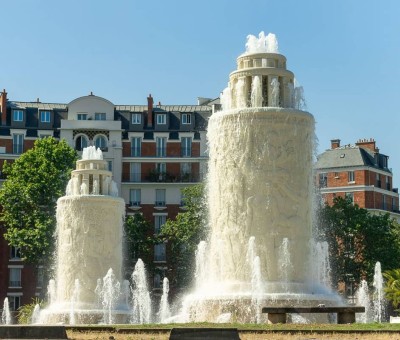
[130, 163, 141, 182]
[13, 110, 23, 122]
[376, 173, 381, 188]
[155, 189, 166, 206]
[95, 136, 107, 151]
[154, 243, 166, 262]
[334, 172, 339, 178]
[95, 113, 106, 120]
[9, 268, 21, 287]
[180, 162, 192, 182]
[156, 137, 166, 157]
[157, 114, 166, 125]
[154, 215, 166, 234]
[77, 113, 88, 120]
[130, 189, 141, 206]
[155, 163, 166, 181]
[107, 160, 113, 171]
[181, 137, 192, 157]
[319, 173, 327, 188]
[348, 171, 355, 183]
[8, 295, 21, 311]
[13, 134, 24, 154]
[153, 273, 162, 288]
[382, 195, 386, 210]
[386, 176, 390, 191]
[132, 113, 141, 124]
[75, 135, 88, 151]
[131, 137, 141, 157]
[181, 113, 191, 124]
[345, 192, 354, 204]
[10, 246, 21, 260]
[40, 111, 51, 123]
[36, 267, 44, 288]
[392, 197, 397, 212]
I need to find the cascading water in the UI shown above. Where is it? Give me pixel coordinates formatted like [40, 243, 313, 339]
[181, 32, 341, 323]
[39, 146, 127, 324]
[311, 241, 331, 288]
[1, 297, 11, 325]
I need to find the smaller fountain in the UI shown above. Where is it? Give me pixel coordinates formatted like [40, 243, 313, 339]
[373, 262, 385, 322]
[131, 259, 151, 324]
[31, 304, 41, 324]
[1, 297, 11, 325]
[159, 278, 171, 323]
[355, 280, 371, 323]
[101, 269, 121, 324]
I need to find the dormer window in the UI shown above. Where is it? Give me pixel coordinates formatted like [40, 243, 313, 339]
[132, 113, 141, 124]
[182, 113, 191, 124]
[13, 110, 23, 122]
[95, 113, 106, 120]
[157, 114, 166, 125]
[40, 111, 51, 123]
[77, 113, 88, 120]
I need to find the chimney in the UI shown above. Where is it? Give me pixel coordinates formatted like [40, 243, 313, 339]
[147, 94, 154, 127]
[331, 139, 340, 149]
[0, 89, 7, 126]
[355, 138, 377, 152]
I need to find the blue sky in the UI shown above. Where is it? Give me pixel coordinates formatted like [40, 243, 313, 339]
[1, 0, 400, 186]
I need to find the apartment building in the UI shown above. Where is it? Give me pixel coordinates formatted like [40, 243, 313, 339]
[0, 89, 217, 310]
[315, 138, 400, 219]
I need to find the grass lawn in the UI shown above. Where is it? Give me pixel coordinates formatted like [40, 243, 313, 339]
[66, 323, 400, 340]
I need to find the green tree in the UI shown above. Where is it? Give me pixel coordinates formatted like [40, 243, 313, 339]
[124, 213, 155, 273]
[384, 269, 400, 311]
[0, 137, 77, 263]
[318, 196, 400, 286]
[160, 183, 207, 290]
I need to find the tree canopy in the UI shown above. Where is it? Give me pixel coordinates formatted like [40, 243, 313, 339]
[159, 183, 207, 290]
[0, 137, 77, 262]
[318, 196, 400, 285]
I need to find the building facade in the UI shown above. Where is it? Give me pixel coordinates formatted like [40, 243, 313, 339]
[315, 138, 400, 219]
[0, 89, 217, 311]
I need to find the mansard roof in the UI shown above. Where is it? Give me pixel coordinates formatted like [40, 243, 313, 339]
[315, 144, 391, 173]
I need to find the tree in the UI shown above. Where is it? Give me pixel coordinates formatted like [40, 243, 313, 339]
[124, 213, 155, 273]
[159, 183, 207, 290]
[318, 196, 400, 287]
[384, 269, 400, 311]
[0, 137, 77, 263]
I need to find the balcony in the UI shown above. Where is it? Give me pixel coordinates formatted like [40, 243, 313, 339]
[122, 171, 203, 183]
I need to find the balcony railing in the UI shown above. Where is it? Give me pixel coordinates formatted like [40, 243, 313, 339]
[155, 201, 166, 207]
[122, 171, 203, 183]
[9, 280, 21, 287]
[129, 201, 141, 207]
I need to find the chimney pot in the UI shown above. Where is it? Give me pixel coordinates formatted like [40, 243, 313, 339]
[331, 139, 341, 149]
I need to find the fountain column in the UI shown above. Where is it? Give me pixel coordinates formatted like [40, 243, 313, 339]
[54, 147, 125, 312]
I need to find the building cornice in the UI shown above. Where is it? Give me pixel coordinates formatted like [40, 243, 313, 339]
[319, 184, 399, 198]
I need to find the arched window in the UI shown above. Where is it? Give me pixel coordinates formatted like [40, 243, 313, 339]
[75, 135, 88, 151]
[94, 135, 108, 151]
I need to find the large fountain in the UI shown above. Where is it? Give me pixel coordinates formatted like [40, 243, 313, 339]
[40, 146, 128, 324]
[180, 32, 340, 322]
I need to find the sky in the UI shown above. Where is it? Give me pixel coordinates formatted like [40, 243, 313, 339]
[1, 0, 400, 186]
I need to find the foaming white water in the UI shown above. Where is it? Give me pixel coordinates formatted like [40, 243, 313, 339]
[373, 262, 385, 322]
[31, 304, 41, 324]
[1, 297, 11, 325]
[356, 280, 371, 323]
[159, 278, 171, 323]
[82, 146, 103, 160]
[101, 269, 121, 324]
[181, 32, 341, 322]
[131, 259, 151, 324]
[245, 31, 279, 54]
[39, 147, 126, 324]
